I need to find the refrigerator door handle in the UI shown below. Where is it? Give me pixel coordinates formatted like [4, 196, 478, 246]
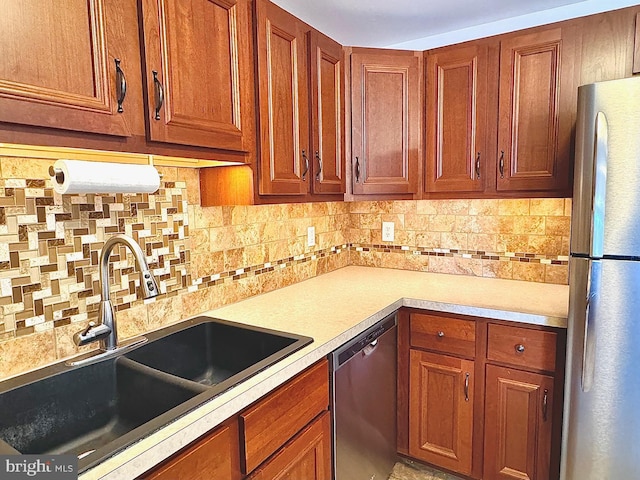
[582, 259, 601, 392]
[590, 112, 608, 258]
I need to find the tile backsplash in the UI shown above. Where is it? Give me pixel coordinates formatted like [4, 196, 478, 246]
[0, 155, 571, 379]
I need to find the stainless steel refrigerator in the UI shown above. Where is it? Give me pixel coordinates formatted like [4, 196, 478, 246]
[561, 76, 640, 479]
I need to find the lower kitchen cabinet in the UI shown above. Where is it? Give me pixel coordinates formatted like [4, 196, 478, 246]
[239, 359, 329, 474]
[408, 350, 474, 476]
[484, 365, 554, 480]
[247, 412, 331, 480]
[139, 418, 242, 480]
[399, 310, 565, 480]
[137, 359, 329, 480]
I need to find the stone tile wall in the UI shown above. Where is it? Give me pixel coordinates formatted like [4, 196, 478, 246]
[0, 155, 571, 380]
[348, 199, 570, 284]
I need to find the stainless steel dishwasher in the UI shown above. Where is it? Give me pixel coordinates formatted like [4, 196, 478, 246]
[331, 312, 397, 480]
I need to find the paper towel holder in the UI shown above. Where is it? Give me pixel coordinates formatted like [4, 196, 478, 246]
[49, 164, 163, 187]
[49, 166, 64, 185]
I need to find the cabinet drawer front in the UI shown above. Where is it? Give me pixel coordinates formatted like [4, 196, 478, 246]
[240, 359, 329, 474]
[142, 421, 240, 480]
[487, 324, 557, 371]
[411, 313, 476, 358]
[247, 411, 331, 480]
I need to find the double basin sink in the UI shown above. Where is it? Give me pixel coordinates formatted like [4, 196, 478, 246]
[0, 316, 312, 473]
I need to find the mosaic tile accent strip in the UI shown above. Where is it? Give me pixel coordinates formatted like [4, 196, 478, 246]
[0, 178, 189, 339]
[186, 244, 349, 291]
[350, 243, 569, 265]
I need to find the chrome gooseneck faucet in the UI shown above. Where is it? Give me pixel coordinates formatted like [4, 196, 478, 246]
[73, 234, 159, 353]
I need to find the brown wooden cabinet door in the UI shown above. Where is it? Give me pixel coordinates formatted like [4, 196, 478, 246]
[408, 349, 474, 476]
[484, 365, 554, 480]
[496, 28, 573, 193]
[141, 420, 242, 480]
[141, 0, 255, 152]
[0, 0, 136, 136]
[351, 51, 421, 195]
[425, 44, 489, 193]
[247, 411, 331, 480]
[255, 0, 310, 195]
[309, 31, 345, 195]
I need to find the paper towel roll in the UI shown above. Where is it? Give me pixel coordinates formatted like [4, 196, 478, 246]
[49, 159, 161, 194]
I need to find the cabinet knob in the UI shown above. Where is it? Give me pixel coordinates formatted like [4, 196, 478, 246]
[437, 331, 445, 338]
[515, 343, 525, 353]
[475, 152, 481, 179]
[499, 150, 505, 178]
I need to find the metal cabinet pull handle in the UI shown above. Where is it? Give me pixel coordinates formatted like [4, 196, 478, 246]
[464, 373, 470, 402]
[152, 70, 164, 121]
[542, 388, 549, 421]
[499, 150, 505, 178]
[515, 343, 525, 353]
[301, 150, 309, 180]
[315, 151, 322, 181]
[355, 156, 360, 183]
[115, 59, 126, 113]
[437, 331, 445, 338]
[475, 152, 481, 179]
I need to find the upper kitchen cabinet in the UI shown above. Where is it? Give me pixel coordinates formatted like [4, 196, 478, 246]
[0, 0, 140, 137]
[351, 49, 421, 196]
[425, 43, 490, 194]
[254, 0, 345, 198]
[140, 0, 255, 153]
[309, 31, 346, 195]
[495, 27, 577, 194]
[255, 0, 310, 195]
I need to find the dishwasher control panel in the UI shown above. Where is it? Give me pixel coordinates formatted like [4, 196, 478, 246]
[333, 313, 397, 367]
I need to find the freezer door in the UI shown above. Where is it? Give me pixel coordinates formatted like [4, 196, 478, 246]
[561, 257, 640, 479]
[571, 76, 640, 258]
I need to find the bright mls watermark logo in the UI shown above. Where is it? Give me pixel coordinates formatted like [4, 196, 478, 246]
[0, 455, 77, 479]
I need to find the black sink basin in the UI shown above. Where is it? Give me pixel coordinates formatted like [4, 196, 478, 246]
[0, 357, 205, 461]
[0, 316, 312, 473]
[126, 317, 309, 388]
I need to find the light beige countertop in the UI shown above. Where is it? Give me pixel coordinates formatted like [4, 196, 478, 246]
[81, 266, 569, 479]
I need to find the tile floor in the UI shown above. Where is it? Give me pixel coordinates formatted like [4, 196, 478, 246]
[388, 459, 464, 480]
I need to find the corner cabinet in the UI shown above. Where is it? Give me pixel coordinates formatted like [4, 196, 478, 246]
[0, 0, 138, 136]
[351, 50, 421, 195]
[254, 0, 345, 197]
[140, 0, 255, 152]
[399, 310, 565, 480]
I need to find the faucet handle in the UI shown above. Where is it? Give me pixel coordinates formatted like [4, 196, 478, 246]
[80, 321, 96, 336]
[74, 321, 112, 347]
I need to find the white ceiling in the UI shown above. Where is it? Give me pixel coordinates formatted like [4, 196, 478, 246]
[271, 0, 640, 49]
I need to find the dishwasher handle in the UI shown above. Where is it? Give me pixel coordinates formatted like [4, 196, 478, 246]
[362, 339, 378, 356]
[332, 313, 397, 369]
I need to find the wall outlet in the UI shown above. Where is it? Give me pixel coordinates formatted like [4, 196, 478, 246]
[382, 221, 395, 242]
[307, 226, 316, 247]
